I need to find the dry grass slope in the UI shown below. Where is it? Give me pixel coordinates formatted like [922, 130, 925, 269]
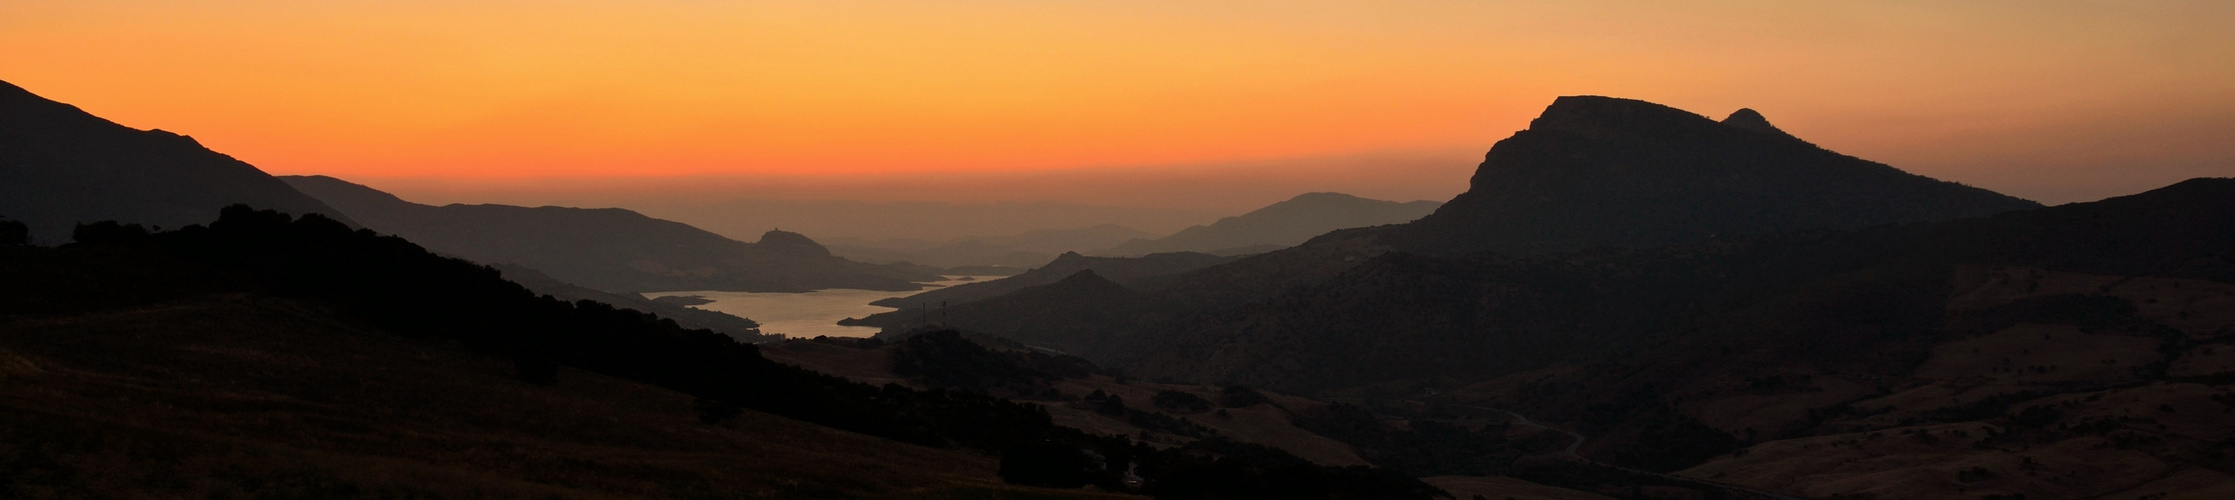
[0, 295, 1134, 499]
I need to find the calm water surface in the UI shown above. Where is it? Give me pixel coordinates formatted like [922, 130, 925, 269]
[643, 276, 991, 339]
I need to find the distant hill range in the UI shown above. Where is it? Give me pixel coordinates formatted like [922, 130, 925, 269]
[1382, 96, 2040, 256]
[882, 96, 2050, 358]
[0, 203, 1439, 499]
[847, 95, 2235, 497]
[827, 192, 1440, 269]
[0, 79, 355, 243]
[1098, 192, 1441, 257]
[826, 224, 1154, 270]
[283, 175, 940, 293]
[848, 251, 1240, 338]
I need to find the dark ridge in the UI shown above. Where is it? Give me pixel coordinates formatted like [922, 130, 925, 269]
[1098, 192, 1439, 257]
[1720, 108, 1800, 141]
[0, 205, 1439, 498]
[0, 79, 356, 243]
[756, 229, 833, 258]
[282, 174, 939, 293]
[1384, 95, 2041, 256]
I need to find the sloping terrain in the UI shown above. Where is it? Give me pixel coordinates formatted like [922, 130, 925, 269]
[284, 175, 938, 293]
[898, 97, 2051, 377]
[1098, 193, 1439, 257]
[863, 251, 1236, 311]
[0, 206, 1441, 499]
[489, 263, 772, 342]
[757, 331, 1619, 499]
[829, 224, 1156, 269]
[0, 79, 353, 244]
[0, 295, 1101, 499]
[875, 171, 2235, 496]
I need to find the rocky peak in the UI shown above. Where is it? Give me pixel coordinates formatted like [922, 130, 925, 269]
[756, 229, 831, 258]
[1526, 95, 1719, 140]
[1720, 108, 1801, 141]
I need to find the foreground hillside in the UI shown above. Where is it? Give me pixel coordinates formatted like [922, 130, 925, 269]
[756, 331, 1715, 499]
[0, 295, 1099, 498]
[0, 207, 1437, 499]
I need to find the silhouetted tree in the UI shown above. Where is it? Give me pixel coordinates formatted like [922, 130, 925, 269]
[999, 440, 1093, 488]
[0, 217, 26, 246]
[71, 220, 148, 245]
[513, 354, 559, 385]
[1153, 390, 1213, 413]
[1098, 395, 1128, 416]
[1220, 386, 1272, 408]
[695, 397, 744, 424]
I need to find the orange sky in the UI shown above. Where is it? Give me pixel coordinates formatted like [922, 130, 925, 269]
[4, 0, 2233, 209]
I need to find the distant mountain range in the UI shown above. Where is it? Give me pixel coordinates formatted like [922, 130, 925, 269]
[1098, 192, 1440, 257]
[826, 224, 1155, 270]
[872, 97, 2052, 361]
[828, 192, 1443, 269]
[847, 96, 2235, 497]
[848, 251, 1241, 339]
[283, 175, 940, 293]
[0, 79, 355, 243]
[0, 204, 1435, 498]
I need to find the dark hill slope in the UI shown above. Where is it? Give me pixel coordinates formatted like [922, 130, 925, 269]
[0, 294, 1099, 498]
[1384, 96, 2041, 256]
[1131, 178, 2235, 394]
[283, 175, 937, 293]
[865, 250, 1236, 310]
[1099, 192, 1440, 257]
[868, 270, 1164, 356]
[488, 263, 770, 342]
[899, 97, 2048, 369]
[0, 206, 1437, 498]
[0, 79, 353, 243]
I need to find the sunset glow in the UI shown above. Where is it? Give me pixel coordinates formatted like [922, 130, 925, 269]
[5, 1, 2232, 206]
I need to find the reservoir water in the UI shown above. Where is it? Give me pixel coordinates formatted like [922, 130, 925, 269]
[642, 276, 992, 339]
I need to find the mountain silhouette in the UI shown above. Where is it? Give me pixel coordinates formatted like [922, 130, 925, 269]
[282, 175, 938, 293]
[870, 269, 1158, 356]
[0, 204, 1435, 498]
[1098, 192, 1440, 257]
[827, 224, 1155, 269]
[889, 95, 2092, 390]
[1383, 96, 2041, 255]
[0, 79, 354, 243]
[857, 250, 1236, 315]
[485, 263, 769, 342]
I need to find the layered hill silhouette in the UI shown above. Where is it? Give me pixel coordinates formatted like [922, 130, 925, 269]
[902, 173, 2235, 496]
[1384, 96, 2041, 256]
[487, 263, 771, 342]
[828, 224, 1154, 270]
[0, 79, 354, 243]
[846, 96, 2235, 497]
[1099, 192, 1440, 257]
[283, 175, 938, 293]
[918, 184, 2235, 498]
[0, 205, 1440, 498]
[858, 250, 1237, 313]
[866, 270, 1165, 356]
[1129, 178, 2235, 391]
[895, 96, 2048, 354]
